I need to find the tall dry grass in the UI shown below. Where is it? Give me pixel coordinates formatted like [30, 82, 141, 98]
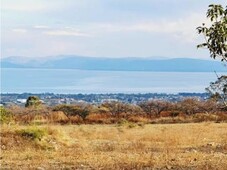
[1, 123, 227, 169]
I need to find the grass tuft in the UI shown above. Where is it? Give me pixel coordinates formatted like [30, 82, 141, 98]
[17, 127, 48, 141]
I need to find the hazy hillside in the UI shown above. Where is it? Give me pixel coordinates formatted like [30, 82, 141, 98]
[1, 56, 226, 72]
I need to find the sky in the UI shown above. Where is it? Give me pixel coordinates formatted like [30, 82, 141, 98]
[1, 0, 226, 59]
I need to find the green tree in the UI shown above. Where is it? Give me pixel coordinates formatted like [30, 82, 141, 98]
[197, 4, 227, 107]
[197, 4, 227, 61]
[25, 96, 42, 108]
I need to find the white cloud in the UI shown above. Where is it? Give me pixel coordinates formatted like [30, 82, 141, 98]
[33, 25, 50, 29]
[93, 12, 208, 43]
[44, 30, 91, 37]
[2, 0, 216, 59]
[12, 28, 28, 33]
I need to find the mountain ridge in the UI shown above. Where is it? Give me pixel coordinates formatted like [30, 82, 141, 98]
[1, 55, 226, 72]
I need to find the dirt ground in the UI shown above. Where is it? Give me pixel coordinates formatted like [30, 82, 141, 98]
[1, 123, 227, 169]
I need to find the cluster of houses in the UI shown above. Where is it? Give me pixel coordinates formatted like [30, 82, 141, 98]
[0, 93, 209, 107]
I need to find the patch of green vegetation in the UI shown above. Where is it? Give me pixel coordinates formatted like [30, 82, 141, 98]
[25, 96, 42, 108]
[117, 118, 129, 126]
[117, 118, 137, 128]
[0, 106, 13, 124]
[17, 127, 48, 141]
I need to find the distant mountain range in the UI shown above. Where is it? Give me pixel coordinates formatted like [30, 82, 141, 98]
[1, 55, 226, 72]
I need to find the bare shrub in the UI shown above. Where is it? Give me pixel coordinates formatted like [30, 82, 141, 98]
[101, 101, 130, 117]
[85, 113, 112, 124]
[53, 104, 90, 120]
[178, 98, 201, 115]
[198, 99, 219, 113]
[216, 112, 227, 122]
[11, 106, 50, 124]
[139, 100, 170, 117]
[68, 115, 83, 124]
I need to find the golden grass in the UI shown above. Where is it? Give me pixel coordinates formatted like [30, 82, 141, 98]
[1, 123, 227, 169]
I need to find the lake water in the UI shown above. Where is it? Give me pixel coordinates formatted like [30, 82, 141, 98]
[1, 68, 225, 94]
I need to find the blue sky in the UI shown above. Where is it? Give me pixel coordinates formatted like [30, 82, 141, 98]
[1, 0, 226, 59]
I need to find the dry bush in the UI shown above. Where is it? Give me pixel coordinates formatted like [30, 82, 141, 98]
[32, 114, 49, 125]
[101, 102, 143, 117]
[139, 100, 170, 117]
[48, 111, 69, 124]
[127, 115, 150, 123]
[6, 105, 25, 114]
[192, 113, 219, 122]
[14, 113, 49, 124]
[190, 112, 227, 123]
[160, 111, 182, 117]
[160, 111, 172, 117]
[216, 112, 227, 122]
[53, 104, 90, 120]
[151, 116, 189, 124]
[199, 99, 219, 113]
[85, 113, 113, 124]
[8, 105, 50, 115]
[90, 106, 110, 114]
[68, 115, 84, 124]
[12, 106, 50, 124]
[101, 101, 126, 116]
[5, 98, 226, 125]
[14, 113, 33, 124]
[178, 98, 202, 115]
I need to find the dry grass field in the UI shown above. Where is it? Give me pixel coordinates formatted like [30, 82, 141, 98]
[1, 123, 227, 169]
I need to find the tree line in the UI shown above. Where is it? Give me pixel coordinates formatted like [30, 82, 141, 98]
[1, 96, 226, 124]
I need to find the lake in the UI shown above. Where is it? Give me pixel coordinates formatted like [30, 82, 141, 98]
[1, 68, 225, 94]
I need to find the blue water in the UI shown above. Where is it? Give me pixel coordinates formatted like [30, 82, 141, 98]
[1, 68, 224, 94]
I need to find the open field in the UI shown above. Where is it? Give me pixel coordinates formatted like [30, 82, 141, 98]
[1, 123, 227, 169]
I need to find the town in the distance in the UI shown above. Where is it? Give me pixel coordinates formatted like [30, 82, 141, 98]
[1, 92, 209, 107]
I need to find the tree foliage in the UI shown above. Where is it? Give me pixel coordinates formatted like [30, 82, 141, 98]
[25, 96, 42, 108]
[197, 4, 227, 107]
[197, 4, 227, 61]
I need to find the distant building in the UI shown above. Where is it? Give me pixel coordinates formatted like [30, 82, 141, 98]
[16, 99, 27, 103]
[101, 99, 118, 103]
